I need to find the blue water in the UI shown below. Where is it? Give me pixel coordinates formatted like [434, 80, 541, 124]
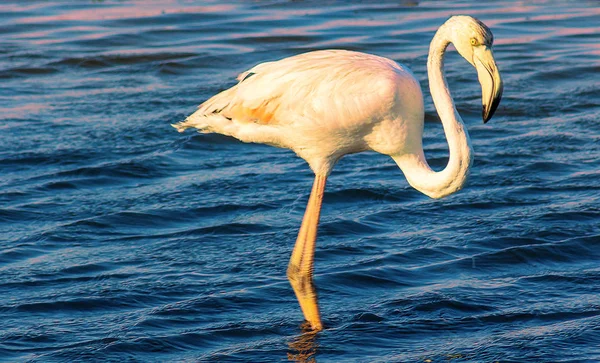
[2, 1, 600, 362]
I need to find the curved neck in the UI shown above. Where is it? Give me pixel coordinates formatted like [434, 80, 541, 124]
[393, 25, 473, 199]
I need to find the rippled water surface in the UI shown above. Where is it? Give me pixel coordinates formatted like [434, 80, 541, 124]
[2, 1, 600, 362]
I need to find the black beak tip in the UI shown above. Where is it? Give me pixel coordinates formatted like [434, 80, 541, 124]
[482, 93, 502, 124]
[483, 106, 490, 124]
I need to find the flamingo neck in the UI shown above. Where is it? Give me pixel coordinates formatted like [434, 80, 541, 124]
[393, 25, 473, 199]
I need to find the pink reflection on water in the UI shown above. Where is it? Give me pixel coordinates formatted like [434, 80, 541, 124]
[0, 3, 50, 12]
[29, 28, 119, 46]
[500, 27, 599, 47]
[19, 3, 238, 24]
[1, 103, 49, 120]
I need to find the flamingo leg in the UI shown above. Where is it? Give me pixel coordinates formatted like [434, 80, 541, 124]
[287, 173, 327, 331]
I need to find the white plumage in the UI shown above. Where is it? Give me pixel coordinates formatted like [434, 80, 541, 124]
[174, 15, 503, 331]
[175, 49, 423, 175]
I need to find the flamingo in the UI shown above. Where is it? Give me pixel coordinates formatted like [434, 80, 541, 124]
[173, 15, 503, 331]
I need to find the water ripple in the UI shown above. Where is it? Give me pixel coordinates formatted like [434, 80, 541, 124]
[2, 0, 600, 362]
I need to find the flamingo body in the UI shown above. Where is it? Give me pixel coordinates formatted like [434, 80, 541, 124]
[174, 50, 424, 176]
[174, 15, 503, 330]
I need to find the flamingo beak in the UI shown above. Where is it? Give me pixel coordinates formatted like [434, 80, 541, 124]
[474, 46, 503, 123]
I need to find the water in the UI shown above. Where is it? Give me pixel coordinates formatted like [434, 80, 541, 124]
[1, 0, 600, 361]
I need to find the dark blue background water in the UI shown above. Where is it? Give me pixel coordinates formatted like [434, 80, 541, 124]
[2, 1, 600, 362]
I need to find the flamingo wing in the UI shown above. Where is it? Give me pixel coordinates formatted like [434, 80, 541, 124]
[176, 50, 410, 131]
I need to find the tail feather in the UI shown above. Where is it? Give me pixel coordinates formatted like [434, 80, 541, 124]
[171, 112, 215, 133]
[172, 86, 237, 133]
[171, 120, 195, 133]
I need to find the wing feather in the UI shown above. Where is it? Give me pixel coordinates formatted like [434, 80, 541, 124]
[222, 50, 407, 127]
[176, 50, 415, 136]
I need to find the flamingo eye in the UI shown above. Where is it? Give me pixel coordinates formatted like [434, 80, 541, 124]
[470, 38, 479, 46]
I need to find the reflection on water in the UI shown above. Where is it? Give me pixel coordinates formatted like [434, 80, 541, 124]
[1, 0, 600, 362]
[287, 324, 319, 363]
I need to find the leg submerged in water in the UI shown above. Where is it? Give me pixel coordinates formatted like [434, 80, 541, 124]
[287, 173, 327, 331]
